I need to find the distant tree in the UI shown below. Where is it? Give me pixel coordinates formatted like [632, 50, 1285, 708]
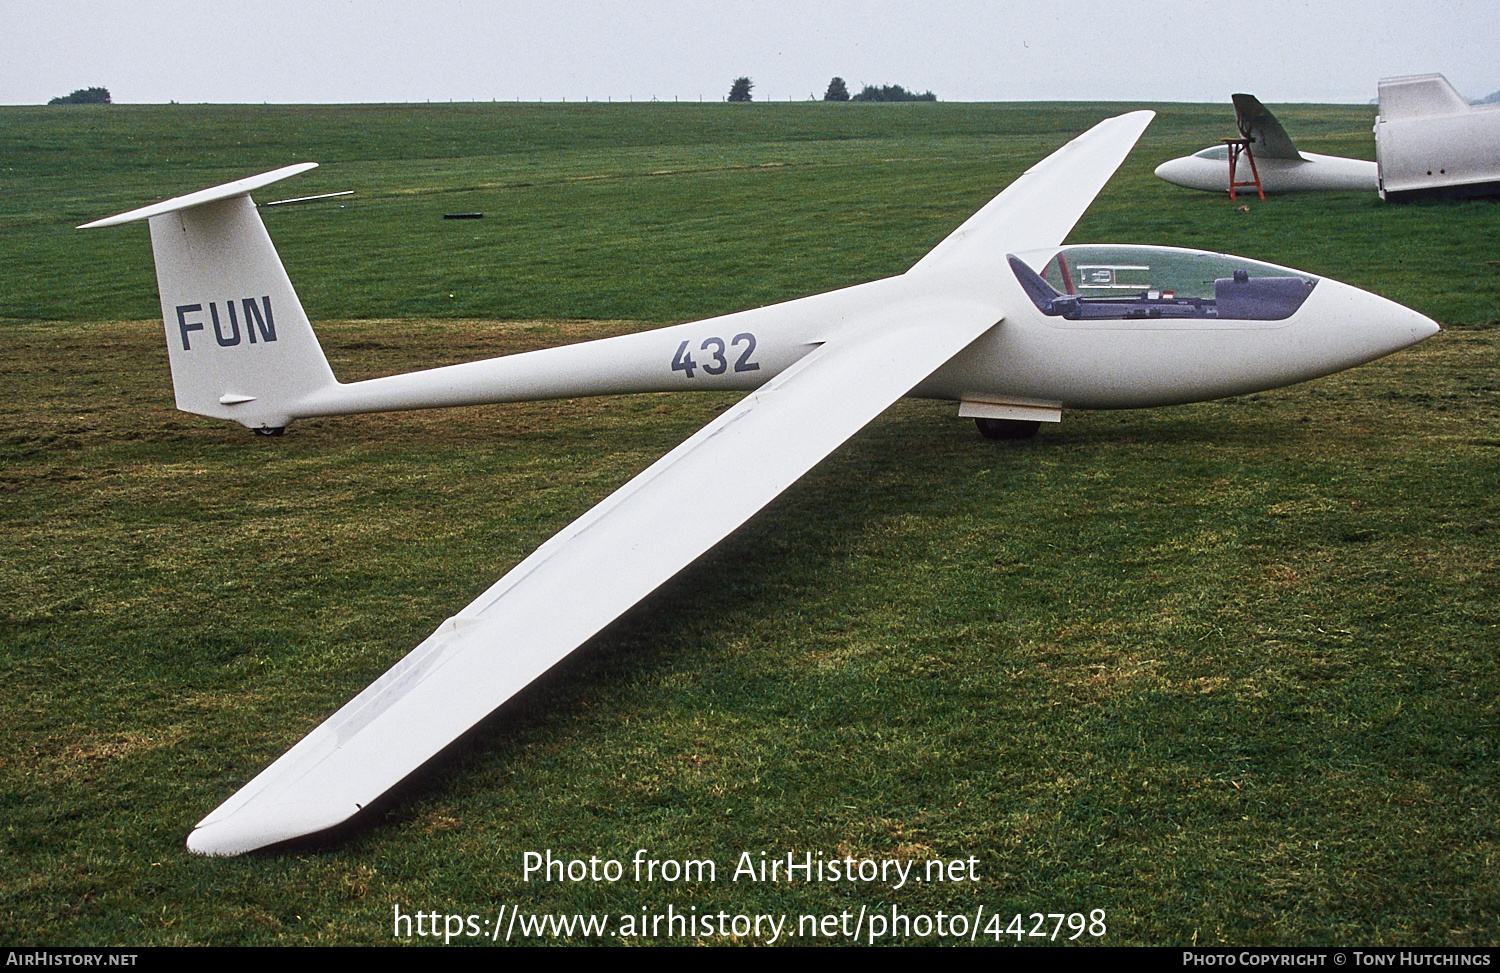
[727, 77, 754, 102]
[48, 87, 111, 105]
[850, 83, 936, 103]
[823, 77, 850, 102]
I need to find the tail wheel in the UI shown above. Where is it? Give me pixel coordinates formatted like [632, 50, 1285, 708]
[975, 418, 1040, 441]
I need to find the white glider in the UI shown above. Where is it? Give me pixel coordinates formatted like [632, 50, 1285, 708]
[81, 111, 1438, 855]
[1155, 94, 1377, 195]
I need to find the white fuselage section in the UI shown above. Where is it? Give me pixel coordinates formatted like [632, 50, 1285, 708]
[1376, 75, 1500, 200]
[1154, 150, 1378, 194]
[917, 252, 1435, 408]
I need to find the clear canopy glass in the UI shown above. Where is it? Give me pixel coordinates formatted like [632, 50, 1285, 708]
[1009, 246, 1318, 322]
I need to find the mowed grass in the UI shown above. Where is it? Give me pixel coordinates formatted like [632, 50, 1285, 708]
[1, 102, 1497, 946]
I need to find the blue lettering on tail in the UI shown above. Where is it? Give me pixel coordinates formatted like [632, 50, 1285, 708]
[175, 298, 276, 350]
[211, 302, 240, 346]
[244, 297, 275, 343]
[176, 304, 204, 350]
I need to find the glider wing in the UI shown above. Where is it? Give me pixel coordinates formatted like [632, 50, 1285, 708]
[183, 109, 1158, 855]
[187, 298, 1000, 855]
[911, 109, 1153, 271]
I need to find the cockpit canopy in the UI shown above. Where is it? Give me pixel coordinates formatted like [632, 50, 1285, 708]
[1009, 245, 1317, 322]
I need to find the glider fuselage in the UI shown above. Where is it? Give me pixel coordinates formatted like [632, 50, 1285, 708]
[281, 243, 1435, 426]
[1154, 150, 1378, 194]
[1376, 74, 1500, 201]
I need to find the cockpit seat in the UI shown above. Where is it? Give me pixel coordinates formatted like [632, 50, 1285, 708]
[1214, 272, 1317, 320]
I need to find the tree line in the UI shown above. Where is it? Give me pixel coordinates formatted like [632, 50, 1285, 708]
[727, 77, 936, 102]
[49, 87, 111, 105]
[824, 78, 935, 102]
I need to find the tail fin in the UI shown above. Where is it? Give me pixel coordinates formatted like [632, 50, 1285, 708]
[80, 164, 337, 432]
[1231, 94, 1303, 161]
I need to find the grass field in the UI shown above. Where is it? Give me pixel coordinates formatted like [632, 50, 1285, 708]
[1, 102, 1497, 946]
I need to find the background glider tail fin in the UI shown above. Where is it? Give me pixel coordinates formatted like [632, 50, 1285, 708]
[1232, 94, 1303, 161]
[81, 164, 337, 431]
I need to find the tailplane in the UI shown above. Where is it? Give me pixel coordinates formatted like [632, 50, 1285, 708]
[80, 165, 337, 432]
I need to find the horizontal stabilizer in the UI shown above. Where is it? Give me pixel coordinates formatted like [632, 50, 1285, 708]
[1378, 74, 1472, 120]
[78, 163, 318, 229]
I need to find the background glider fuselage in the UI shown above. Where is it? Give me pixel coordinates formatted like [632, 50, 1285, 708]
[1154, 92, 1378, 196]
[1153, 150, 1378, 194]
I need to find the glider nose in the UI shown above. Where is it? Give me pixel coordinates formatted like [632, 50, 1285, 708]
[1154, 157, 1199, 190]
[1399, 305, 1442, 345]
[1357, 287, 1441, 357]
[1306, 277, 1441, 368]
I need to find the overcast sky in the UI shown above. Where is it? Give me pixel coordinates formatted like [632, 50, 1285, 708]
[4, 0, 1497, 106]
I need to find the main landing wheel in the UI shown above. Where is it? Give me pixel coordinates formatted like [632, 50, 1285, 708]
[253, 427, 285, 437]
[975, 418, 1040, 441]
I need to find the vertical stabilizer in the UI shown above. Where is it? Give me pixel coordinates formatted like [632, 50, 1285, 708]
[1231, 94, 1303, 161]
[81, 165, 337, 431]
